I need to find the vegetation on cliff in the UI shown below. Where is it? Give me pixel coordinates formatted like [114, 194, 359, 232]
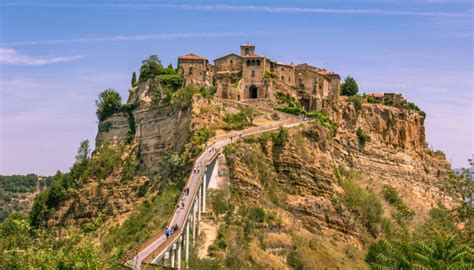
[341, 76, 359, 96]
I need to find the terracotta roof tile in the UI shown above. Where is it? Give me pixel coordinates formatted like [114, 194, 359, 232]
[178, 53, 207, 60]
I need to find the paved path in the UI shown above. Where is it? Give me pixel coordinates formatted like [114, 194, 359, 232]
[127, 118, 307, 269]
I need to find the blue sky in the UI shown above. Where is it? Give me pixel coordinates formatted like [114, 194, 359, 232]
[0, 0, 472, 175]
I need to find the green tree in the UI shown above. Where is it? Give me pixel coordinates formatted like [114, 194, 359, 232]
[131, 72, 137, 87]
[139, 55, 163, 83]
[341, 76, 359, 96]
[368, 231, 474, 269]
[96, 89, 122, 121]
[75, 139, 90, 164]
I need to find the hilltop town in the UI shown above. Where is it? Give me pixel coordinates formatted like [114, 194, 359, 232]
[1, 44, 470, 270]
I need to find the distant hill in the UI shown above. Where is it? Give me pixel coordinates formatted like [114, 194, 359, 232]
[0, 174, 52, 223]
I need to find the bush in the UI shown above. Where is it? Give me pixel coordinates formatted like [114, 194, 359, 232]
[264, 71, 278, 79]
[306, 111, 336, 137]
[223, 106, 256, 130]
[98, 121, 112, 133]
[348, 95, 362, 111]
[382, 185, 414, 221]
[96, 89, 122, 121]
[341, 76, 359, 96]
[272, 127, 288, 146]
[383, 95, 394, 106]
[367, 95, 376, 103]
[88, 141, 122, 181]
[171, 85, 196, 110]
[248, 207, 265, 223]
[337, 167, 383, 236]
[287, 251, 305, 270]
[158, 74, 183, 91]
[274, 92, 304, 115]
[356, 127, 369, 149]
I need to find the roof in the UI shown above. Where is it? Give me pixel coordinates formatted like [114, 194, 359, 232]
[240, 43, 255, 47]
[368, 93, 385, 98]
[213, 53, 241, 62]
[275, 61, 295, 67]
[178, 53, 207, 60]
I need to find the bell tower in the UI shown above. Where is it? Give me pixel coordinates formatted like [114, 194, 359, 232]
[240, 44, 255, 56]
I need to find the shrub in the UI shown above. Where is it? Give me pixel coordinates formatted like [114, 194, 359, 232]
[264, 71, 278, 79]
[356, 127, 369, 149]
[306, 111, 336, 137]
[287, 251, 305, 270]
[341, 76, 359, 96]
[171, 85, 196, 110]
[337, 167, 383, 236]
[223, 106, 256, 130]
[275, 107, 302, 115]
[383, 95, 394, 106]
[88, 141, 122, 181]
[367, 95, 376, 103]
[96, 89, 122, 121]
[198, 86, 217, 99]
[248, 207, 265, 223]
[272, 127, 288, 146]
[274, 92, 304, 115]
[348, 95, 362, 111]
[131, 72, 137, 87]
[158, 74, 183, 91]
[382, 185, 414, 221]
[98, 122, 112, 133]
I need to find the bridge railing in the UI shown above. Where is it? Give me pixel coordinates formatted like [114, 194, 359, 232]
[127, 117, 309, 267]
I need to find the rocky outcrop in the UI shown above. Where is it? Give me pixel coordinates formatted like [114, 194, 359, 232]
[223, 101, 459, 267]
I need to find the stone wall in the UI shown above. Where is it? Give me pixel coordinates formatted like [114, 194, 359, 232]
[178, 58, 209, 86]
[213, 54, 242, 74]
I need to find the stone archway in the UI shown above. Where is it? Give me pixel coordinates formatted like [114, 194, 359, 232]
[249, 85, 258, 99]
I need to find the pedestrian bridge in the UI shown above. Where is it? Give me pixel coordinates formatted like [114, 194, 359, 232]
[124, 118, 305, 269]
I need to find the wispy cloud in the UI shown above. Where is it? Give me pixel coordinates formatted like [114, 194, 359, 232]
[0, 29, 325, 46]
[0, 48, 83, 65]
[1, 3, 471, 17]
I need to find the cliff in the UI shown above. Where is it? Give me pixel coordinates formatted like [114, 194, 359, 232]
[204, 100, 459, 269]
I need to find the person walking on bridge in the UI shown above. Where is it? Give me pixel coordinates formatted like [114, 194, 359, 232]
[165, 227, 170, 238]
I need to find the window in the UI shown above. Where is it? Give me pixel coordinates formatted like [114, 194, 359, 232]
[281, 67, 284, 71]
[189, 67, 193, 75]
[245, 48, 250, 55]
[251, 70, 255, 77]
[281, 76, 285, 81]
[247, 60, 251, 66]
[256, 60, 260, 66]
[230, 60, 233, 64]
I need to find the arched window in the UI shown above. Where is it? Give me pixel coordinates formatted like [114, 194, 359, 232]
[251, 60, 256, 66]
[188, 67, 193, 75]
[230, 60, 233, 65]
[245, 48, 250, 56]
[251, 70, 255, 77]
[256, 60, 260, 66]
[247, 60, 251, 66]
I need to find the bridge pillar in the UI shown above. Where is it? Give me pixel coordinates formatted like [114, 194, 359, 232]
[164, 251, 170, 267]
[171, 244, 176, 268]
[176, 237, 182, 269]
[197, 187, 201, 222]
[192, 200, 197, 247]
[202, 177, 206, 213]
[185, 218, 190, 267]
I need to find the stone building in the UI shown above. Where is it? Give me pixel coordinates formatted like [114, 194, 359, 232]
[177, 44, 340, 110]
[177, 53, 213, 87]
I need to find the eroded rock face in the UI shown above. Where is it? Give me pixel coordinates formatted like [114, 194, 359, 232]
[226, 101, 458, 247]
